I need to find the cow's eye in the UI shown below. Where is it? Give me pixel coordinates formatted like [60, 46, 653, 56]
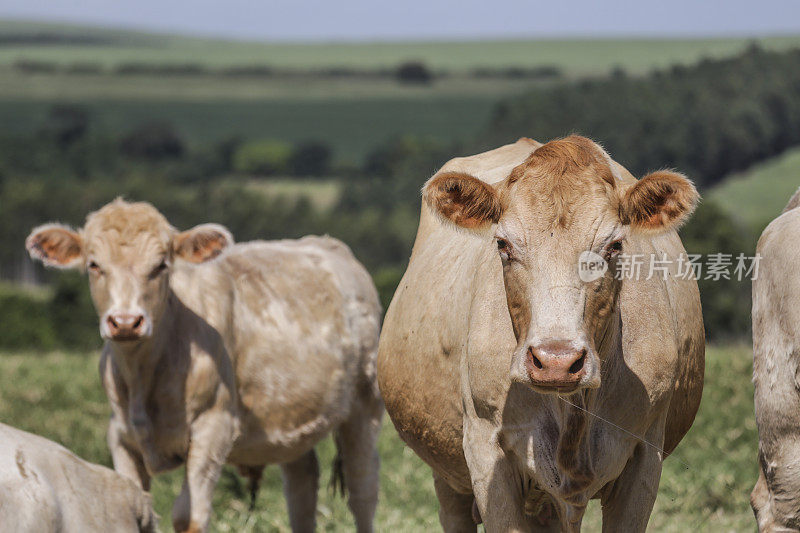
[87, 261, 103, 274]
[496, 238, 513, 262]
[606, 240, 623, 257]
[149, 260, 168, 279]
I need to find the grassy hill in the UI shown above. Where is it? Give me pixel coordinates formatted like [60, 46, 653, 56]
[2, 20, 800, 163]
[2, 20, 800, 75]
[709, 147, 800, 236]
[0, 345, 758, 531]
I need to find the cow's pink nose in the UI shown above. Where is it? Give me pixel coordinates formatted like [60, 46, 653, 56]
[527, 341, 588, 390]
[106, 313, 145, 341]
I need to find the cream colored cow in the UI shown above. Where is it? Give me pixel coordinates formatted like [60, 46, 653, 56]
[26, 199, 383, 533]
[0, 422, 156, 532]
[751, 188, 800, 532]
[378, 136, 704, 531]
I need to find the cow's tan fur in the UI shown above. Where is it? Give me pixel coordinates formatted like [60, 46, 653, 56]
[378, 136, 704, 532]
[782, 187, 800, 214]
[751, 198, 800, 531]
[0, 422, 156, 532]
[27, 199, 383, 533]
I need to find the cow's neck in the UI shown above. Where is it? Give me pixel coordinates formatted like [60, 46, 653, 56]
[108, 292, 179, 393]
[548, 307, 622, 495]
[107, 292, 190, 468]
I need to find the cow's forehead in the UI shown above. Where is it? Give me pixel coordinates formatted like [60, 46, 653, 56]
[83, 200, 174, 259]
[500, 137, 621, 230]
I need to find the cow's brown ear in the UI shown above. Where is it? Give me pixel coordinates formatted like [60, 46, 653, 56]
[173, 223, 234, 263]
[26, 224, 84, 269]
[621, 171, 699, 233]
[423, 171, 502, 229]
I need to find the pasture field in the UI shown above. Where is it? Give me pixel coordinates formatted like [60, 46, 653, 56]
[0, 70, 538, 101]
[709, 147, 800, 237]
[2, 20, 800, 75]
[0, 345, 757, 531]
[0, 97, 498, 164]
[3, 21, 800, 164]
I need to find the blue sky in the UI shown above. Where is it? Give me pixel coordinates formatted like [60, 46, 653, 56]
[1, 0, 799, 41]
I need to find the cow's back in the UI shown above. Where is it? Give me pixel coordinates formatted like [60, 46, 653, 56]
[219, 236, 380, 377]
[0, 423, 155, 532]
[173, 236, 381, 463]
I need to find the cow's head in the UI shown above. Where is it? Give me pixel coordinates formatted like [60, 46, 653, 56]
[424, 136, 698, 394]
[26, 199, 233, 343]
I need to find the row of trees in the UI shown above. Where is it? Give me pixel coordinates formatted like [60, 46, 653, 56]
[481, 44, 800, 187]
[3, 45, 799, 346]
[13, 59, 563, 84]
[336, 48, 800, 340]
[34, 105, 336, 178]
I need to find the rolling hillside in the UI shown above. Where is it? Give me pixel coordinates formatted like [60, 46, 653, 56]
[2, 20, 800, 75]
[3, 20, 800, 163]
[709, 147, 800, 236]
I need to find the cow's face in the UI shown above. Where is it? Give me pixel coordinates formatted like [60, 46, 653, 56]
[26, 199, 232, 343]
[424, 136, 698, 395]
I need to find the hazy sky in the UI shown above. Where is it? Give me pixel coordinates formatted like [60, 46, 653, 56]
[2, 0, 799, 41]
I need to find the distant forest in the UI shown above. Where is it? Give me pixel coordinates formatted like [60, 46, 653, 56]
[1, 45, 798, 347]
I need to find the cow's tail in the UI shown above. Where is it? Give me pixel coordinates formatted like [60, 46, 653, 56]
[330, 433, 347, 498]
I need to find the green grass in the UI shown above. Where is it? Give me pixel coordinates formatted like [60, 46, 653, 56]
[709, 147, 800, 236]
[0, 351, 438, 532]
[585, 344, 759, 532]
[2, 20, 800, 76]
[0, 345, 757, 531]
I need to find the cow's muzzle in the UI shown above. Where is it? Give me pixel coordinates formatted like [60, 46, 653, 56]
[525, 340, 593, 394]
[104, 312, 148, 341]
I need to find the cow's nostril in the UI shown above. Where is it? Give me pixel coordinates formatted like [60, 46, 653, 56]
[133, 316, 143, 330]
[569, 352, 586, 374]
[529, 347, 543, 369]
[107, 316, 118, 329]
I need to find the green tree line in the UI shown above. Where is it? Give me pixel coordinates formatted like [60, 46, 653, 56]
[2, 45, 798, 348]
[481, 44, 800, 188]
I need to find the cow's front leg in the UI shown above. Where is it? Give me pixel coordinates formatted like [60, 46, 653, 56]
[599, 441, 662, 532]
[469, 452, 530, 532]
[108, 412, 151, 490]
[463, 418, 530, 532]
[432, 473, 476, 533]
[172, 412, 236, 533]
